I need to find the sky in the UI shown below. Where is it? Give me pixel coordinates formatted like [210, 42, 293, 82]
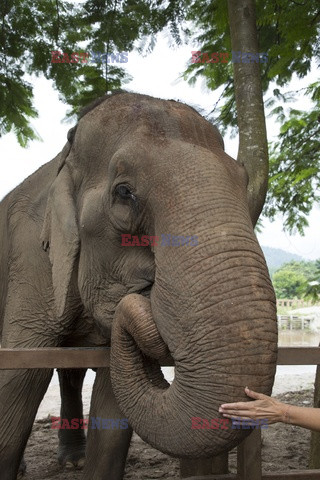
[0, 36, 319, 260]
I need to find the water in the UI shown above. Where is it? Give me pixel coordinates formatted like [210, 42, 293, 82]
[279, 330, 320, 347]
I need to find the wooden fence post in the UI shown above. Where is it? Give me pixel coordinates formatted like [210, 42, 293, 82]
[237, 428, 261, 480]
[180, 453, 228, 478]
[309, 342, 320, 468]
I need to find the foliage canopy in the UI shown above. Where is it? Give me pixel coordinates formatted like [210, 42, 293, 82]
[182, 0, 320, 233]
[1, 0, 319, 234]
[272, 260, 319, 299]
[0, 0, 183, 145]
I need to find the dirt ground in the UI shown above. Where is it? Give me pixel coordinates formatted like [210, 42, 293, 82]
[23, 389, 314, 480]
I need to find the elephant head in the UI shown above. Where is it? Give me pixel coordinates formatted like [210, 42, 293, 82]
[41, 92, 277, 457]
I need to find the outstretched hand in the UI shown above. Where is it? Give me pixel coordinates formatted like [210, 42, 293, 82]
[219, 387, 289, 425]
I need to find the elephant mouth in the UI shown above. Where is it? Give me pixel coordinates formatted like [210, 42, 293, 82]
[138, 283, 153, 298]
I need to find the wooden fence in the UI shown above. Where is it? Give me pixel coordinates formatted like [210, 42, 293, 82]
[276, 299, 318, 309]
[0, 346, 319, 479]
[278, 315, 312, 330]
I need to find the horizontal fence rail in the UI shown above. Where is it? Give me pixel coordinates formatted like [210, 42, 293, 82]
[0, 347, 174, 369]
[0, 346, 319, 369]
[185, 472, 320, 480]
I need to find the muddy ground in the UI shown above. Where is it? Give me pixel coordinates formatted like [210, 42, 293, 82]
[23, 389, 314, 479]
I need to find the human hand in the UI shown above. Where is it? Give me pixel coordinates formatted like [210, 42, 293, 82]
[219, 387, 290, 425]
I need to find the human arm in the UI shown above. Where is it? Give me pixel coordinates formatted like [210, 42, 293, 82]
[219, 386, 320, 431]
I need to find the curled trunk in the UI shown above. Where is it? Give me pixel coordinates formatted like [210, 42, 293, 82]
[111, 232, 277, 456]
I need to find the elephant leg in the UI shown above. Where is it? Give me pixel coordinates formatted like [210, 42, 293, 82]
[17, 456, 26, 479]
[83, 367, 133, 480]
[57, 368, 87, 468]
[0, 367, 53, 480]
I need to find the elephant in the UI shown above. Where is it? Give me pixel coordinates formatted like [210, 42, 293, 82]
[0, 91, 278, 480]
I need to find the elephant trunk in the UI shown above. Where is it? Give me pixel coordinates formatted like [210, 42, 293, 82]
[111, 227, 277, 457]
[111, 153, 277, 456]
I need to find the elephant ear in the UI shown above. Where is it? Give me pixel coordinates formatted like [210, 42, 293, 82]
[41, 146, 79, 318]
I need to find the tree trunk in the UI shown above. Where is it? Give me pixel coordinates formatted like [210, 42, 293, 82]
[309, 345, 320, 468]
[227, 0, 269, 227]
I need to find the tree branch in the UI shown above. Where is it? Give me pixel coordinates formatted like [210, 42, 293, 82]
[227, 0, 269, 226]
[105, 0, 119, 91]
[289, 0, 306, 6]
[55, 0, 60, 42]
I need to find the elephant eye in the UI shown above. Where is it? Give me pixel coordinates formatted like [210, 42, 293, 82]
[115, 184, 137, 201]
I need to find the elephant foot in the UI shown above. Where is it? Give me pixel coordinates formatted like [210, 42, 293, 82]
[17, 457, 26, 479]
[58, 443, 86, 469]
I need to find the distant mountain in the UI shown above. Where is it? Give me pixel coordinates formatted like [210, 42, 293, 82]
[261, 246, 304, 275]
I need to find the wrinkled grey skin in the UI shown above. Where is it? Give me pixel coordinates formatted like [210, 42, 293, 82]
[0, 92, 277, 480]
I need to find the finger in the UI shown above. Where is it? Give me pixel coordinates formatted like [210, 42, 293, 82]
[245, 387, 267, 400]
[220, 413, 232, 419]
[221, 409, 254, 417]
[221, 413, 253, 421]
[219, 402, 250, 410]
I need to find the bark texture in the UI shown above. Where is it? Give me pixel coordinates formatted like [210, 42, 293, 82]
[227, 0, 269, 226]
[309, 346, 320, 468]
